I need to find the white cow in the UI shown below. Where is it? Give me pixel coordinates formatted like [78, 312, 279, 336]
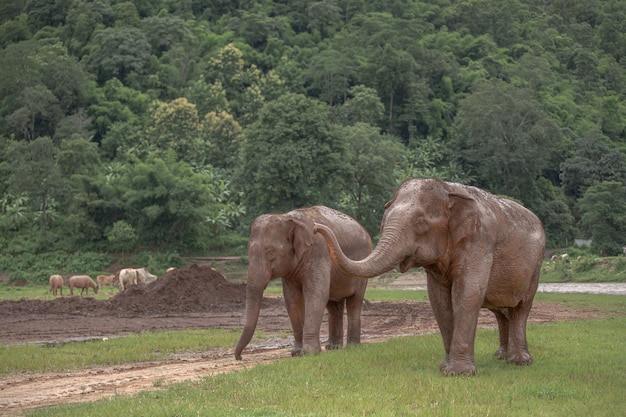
[117, 268, 138, 291]
[136, 267, 157, 284]
[117, 267, 158, 290]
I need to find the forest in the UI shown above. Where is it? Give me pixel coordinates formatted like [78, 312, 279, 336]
[0, 0, 625, 263]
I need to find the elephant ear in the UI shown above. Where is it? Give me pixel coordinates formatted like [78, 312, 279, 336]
[289, 217, 314, 262]
[448, 192, 480, 246]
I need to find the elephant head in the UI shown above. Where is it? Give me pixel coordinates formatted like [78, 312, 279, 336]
[313, 178, 478, 278]
[235, 213, 313, 360]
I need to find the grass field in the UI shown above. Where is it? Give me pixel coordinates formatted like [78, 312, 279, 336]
[2, 256, 625, 416]
[26, 315, 625, 417]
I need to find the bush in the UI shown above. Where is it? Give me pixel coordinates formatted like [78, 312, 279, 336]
[0, 251, 114, 284]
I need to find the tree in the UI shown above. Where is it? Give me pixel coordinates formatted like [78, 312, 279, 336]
[110, 155, 217, 250]
[106, 220, 137, 261]
[88, 27, 151, 83]
[8, 136, 62, 237]
[202, 43, 268, 125]
[398, 135, 469, 184]
[201, 110, 243, 171]
[578, 181, 626, 256]
[365, 43, 416, 132]
[57, 135, 101, 178]
[306, 49, 356, 118]
[560, 135, 626, 200]
[237, 93, 348, 218]
[335, 85, 385, 127]
[335, 122, 404, 235]
[0, 39, 88, 140]
[452, 79, 563, 203]
[141, 15, 194, 57]
[147, 97, 202, 162]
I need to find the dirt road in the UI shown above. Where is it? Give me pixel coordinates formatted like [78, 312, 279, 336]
[0, 265, 620, 416]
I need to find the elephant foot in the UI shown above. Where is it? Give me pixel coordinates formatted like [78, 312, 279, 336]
[494, 346, 507, 360]
[440, 360, 477, 377]
[325, 342, 342, 351]
[291, 347, 303, 357]
[507, 350, 532, 365]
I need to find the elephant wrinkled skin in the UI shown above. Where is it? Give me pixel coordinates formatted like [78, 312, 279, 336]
[235, 206, 372, 360]
[314, 179, 545, 376]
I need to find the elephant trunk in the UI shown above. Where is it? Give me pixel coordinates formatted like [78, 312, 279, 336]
[313, 222, 409, 278]
[235, 282, 265, 360]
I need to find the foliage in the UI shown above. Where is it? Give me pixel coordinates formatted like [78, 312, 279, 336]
[0, 0, 625, 254]
[578, 181, 626, 256]
[541, 252, 626, 283]
[0, 251, 113, 284]
[335, 122, 404, 235]
[237, 93, 348, 219]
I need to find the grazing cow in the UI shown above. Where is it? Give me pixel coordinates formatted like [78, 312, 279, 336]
[96, 274, 116, 288]
[551, 253, 570, 263]
[117, 268, 138, 291]
[135, 267, 157, 284]
[68, 275, 99, 296]
[49, 274, 64, 296]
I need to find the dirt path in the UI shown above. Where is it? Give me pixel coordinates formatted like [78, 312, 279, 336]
[0, 266, 621, 416]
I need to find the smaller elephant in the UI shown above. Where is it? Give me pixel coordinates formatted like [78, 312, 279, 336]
[235, 206, 372, 360]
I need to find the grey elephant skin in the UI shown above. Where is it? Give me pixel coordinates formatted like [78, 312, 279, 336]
[314, 178, 546, 376]
[235, 206, 372, 360]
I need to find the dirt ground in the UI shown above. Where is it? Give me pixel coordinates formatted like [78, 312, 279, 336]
[0, 264, 615, 416]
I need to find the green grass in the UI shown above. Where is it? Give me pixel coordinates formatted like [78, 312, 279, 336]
[0, 329, 262, 375]
[534, 292, 626, 315]
[28, 316, 626, 417]
[365, 287, 429, 301]
[541, 256, 626, 283]
[3, 257, 625, 416]
[0, 282, 118, 300]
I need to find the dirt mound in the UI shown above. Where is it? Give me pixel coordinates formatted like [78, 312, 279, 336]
[109, 264, 246, 314]
[0, 264, 247, 317]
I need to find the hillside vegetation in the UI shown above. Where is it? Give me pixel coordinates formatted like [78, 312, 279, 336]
[0, 0, 624, 260]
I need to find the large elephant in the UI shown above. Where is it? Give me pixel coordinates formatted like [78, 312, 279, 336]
[314, 179, 545, 376]
[235, 206, 372, 360]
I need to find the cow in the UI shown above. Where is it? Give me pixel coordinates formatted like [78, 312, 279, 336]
[49, 274, 64, 296]
[96, 274, 116, 287]
[117, 268, 138, 291]
[135, 268, 157, 284]
[68, 275, 99, 296]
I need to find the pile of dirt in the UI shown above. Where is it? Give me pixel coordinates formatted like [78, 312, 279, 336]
[0, 264, 248, 317]
[109, 264, 247, 314]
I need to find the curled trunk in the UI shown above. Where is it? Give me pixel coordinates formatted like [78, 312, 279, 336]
[313, 222, 408, 278]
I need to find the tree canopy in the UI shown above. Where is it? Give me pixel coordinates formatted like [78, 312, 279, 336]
[0, 0, 624, 255]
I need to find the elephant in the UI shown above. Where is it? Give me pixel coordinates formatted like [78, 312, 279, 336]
[313, 178, 545, 376]
[234, 206, 372, 360]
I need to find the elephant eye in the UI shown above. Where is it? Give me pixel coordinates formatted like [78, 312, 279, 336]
[264, 249, 275, 260]
[414, 217, 428, 234]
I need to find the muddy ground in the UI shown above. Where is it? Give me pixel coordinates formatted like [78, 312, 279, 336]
[0, 264, 616, 416]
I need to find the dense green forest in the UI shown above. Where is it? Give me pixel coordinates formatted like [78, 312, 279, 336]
[0, 0, 625, 259]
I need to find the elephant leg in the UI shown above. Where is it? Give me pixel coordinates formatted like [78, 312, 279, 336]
[282, 278, 305, 357]
[345, 293, 364, 346]
[325, 299, 344, 350]
[442, 273, 490, 376]
[426, 275, 454, 369]
[505, 301, 533, 365]
[490, 308, 510, 360]
[301, 273, 329, 355]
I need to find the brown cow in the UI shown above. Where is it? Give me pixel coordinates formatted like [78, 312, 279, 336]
[49, 274, 64, 296]
[68, 275, 99, 296]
